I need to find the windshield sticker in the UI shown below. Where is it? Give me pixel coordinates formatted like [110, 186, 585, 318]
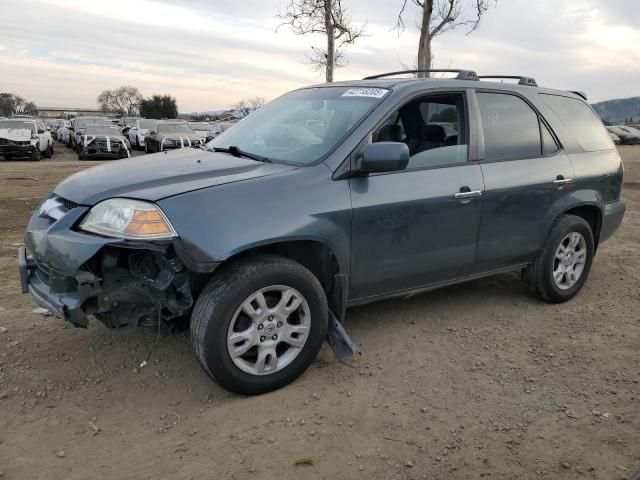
[341, 88, 388, 99]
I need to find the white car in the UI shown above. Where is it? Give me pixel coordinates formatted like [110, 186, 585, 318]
[188, 122, 217, 142]
[0, 118, 54, 160]
[127, 118, 158, 150]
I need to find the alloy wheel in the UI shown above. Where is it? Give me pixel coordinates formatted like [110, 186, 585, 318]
[226, 285, 311, 376]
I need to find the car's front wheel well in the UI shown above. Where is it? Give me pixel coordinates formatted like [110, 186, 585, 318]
[217, 241, 341, 307]
[562, 205, 602, 249]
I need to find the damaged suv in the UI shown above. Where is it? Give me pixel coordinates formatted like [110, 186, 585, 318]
[20, 70, 625, 395]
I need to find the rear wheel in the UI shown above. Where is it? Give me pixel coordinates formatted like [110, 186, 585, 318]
[191, 255, 328, 395]
[522, 214, 594, 303]
[44, 144, 52, 158]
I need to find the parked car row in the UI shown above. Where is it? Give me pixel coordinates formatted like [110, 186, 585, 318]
[606, 125, 640, 144]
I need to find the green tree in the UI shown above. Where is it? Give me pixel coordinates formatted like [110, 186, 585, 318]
[139, 95, 179, 119]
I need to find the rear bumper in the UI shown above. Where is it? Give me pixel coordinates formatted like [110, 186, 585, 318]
[600, 199, 625, 243]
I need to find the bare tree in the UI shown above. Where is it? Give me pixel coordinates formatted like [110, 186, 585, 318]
[395, 0, 496, 76]
[97, 86, 143, 116]
[234, 97, 267, 118]
[277, 0, 365, 82]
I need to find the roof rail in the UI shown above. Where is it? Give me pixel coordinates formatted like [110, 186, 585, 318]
[363, 69, 479, 81]
[478, 75, 538, 87]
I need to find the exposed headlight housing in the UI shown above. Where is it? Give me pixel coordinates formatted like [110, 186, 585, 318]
[80, 198, 177, 240]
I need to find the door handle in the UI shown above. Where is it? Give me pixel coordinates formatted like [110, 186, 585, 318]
[454, 190, 483, 199]
[553, 175, 573, 185]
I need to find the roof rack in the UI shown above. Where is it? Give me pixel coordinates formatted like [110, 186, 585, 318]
[477, 75, 538, 87]
[364, 69, 479, 81]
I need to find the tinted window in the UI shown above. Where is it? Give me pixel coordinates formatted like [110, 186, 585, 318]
[373, 94, 468, 169]
[539, 94, 613, 151]
[477, 93, 541, 161]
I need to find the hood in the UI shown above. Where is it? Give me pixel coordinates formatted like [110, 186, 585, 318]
[54, 147, 297, 204]
[0, 128, 32, 141]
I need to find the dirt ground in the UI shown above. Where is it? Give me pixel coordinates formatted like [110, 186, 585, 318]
[0, 143, 638, 480]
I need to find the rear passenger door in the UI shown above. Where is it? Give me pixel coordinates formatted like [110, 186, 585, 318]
[472, 90, 574, 272]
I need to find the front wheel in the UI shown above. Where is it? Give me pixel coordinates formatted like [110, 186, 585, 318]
[190, 255, 328, 395]
[522, 214, 595, 303]
[30, 146, 41, 161]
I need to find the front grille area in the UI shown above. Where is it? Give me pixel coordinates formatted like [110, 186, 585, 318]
[59, 196, 79, 211]
[94, 141, 121, 153]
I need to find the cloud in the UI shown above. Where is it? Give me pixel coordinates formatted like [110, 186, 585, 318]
[0, 0, 637, 111]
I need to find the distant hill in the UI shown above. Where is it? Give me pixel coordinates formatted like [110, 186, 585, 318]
[592, 97, 640, 124]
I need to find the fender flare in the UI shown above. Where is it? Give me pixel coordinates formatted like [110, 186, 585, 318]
[540, 189, 604, 243]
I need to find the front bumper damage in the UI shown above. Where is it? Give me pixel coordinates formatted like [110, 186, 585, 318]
[20, 197, 197, 329]
[0, 142, 36, 157]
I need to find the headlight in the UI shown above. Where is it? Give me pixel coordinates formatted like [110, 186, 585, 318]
[80, 198, 177, 240]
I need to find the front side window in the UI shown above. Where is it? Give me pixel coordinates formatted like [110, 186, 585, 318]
[539, 94, 613, 152]
[208, 86, 388, 165]
[372, 93, 468, 169]
[477, 92, 543, 161]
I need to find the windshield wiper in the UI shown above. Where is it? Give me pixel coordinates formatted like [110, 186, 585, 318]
[211, 146, 272, 163]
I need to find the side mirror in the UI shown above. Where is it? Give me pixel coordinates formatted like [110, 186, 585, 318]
[149, 130, 156, 135]
[37, 128, 45, 134]
[360, 142, 409, 173]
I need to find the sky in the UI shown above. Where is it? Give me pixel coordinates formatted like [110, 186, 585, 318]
[0, 0, 638, 112]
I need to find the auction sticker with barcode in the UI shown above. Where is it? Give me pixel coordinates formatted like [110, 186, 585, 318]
[341, 88, 388, 98]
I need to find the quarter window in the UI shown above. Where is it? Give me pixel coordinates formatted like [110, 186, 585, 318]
[539, 94, 614, 152]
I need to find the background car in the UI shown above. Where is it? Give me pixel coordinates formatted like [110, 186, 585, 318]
[607, 125, 640, 144]
[209, 121, 236, 139]
[70, 116, 113, 151]
[609, 131, 621, 144]
[127, 118, 158, 150]
[78, 124, 131, 160]
[0, 118, 54, 160]
[144, 121, 203, 152]
[188, 122, 217, 142]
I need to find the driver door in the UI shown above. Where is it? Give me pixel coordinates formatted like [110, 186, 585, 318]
[349, 91, 484, 301]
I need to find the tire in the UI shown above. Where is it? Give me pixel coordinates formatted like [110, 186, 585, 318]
[522, 214, 595, 303]
[50, 143, 54, 155]
[145, 142, 150, 154]
[191, 255, 328, 395]
[78, 152, 86, 161]
[135, 136, 140, 150]
[4, 155, 12, 160]
[44, 144, 52, 158]
[30, 146, 41, 161]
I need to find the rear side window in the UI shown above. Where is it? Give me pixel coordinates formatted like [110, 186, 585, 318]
[539, 94, 613, 151]
[477, 93, 542, 161]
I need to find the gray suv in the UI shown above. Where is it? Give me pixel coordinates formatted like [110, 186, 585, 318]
[19, 70, 625, 395]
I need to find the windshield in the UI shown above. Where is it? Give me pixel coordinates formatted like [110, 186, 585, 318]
[76, 117, 112, 128]
[123, 117, 139, 126]
[0, 120, 35, 131]
[158, 123, 193, 134]
[85, 126, 123, 136]
[139, 119, 156, 129]
[189, 122, 211, 130]
[207, 86, 388, 165]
